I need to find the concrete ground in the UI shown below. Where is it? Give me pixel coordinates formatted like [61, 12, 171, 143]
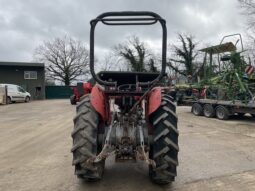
[0, 100, 255, 191]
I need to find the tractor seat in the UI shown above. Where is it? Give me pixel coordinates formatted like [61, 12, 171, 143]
[97, 71, 160, 86]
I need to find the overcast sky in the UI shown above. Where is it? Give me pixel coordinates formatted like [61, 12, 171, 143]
[0, 0, 247, 63]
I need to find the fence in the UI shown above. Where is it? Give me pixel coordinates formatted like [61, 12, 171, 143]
[45, 86, 74, 99]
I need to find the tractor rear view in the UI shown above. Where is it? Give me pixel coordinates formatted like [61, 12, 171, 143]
[71, 12, 179, 184]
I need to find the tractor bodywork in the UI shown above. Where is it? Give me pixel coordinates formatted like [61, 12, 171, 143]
[90, 72, 162, 123]
[90, 72, 164, 162]
[71, 12, 179, 184]
[70, 82, 92, 105]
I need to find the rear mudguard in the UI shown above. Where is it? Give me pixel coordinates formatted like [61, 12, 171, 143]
[146, 87, 162, 134]
[147, 87, 162, 116]
[90, 86, 162, 124]
[90, 85, 109, 122]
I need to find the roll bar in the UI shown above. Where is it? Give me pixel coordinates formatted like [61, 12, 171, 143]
[217, 33, 244, 71]
[89, 11, 167, 86]
[219, 33, 243, 51]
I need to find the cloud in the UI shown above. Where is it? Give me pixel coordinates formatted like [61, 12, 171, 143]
[0, 0, 247, 62]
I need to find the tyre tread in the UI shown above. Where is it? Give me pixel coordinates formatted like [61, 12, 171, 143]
[71, 94, 104, 180]
[149, 93, 179, 184]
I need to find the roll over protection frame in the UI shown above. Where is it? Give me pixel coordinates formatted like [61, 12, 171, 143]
[89, 11, 167, 86]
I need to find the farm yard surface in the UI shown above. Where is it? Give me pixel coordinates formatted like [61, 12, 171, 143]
[0, 100, 255, 191]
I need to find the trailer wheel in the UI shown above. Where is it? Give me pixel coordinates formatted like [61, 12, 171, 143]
[237, 113, 245, 118]
[203, 104, 215, 118]
[215, 105, 229, 120]
[71, 95, 104, 181]
[191, 103, 203, 116]
[149, 94, 179, 184]
[70, 95, 77, 105]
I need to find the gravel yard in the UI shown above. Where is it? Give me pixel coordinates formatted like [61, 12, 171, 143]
[0, 100, 255, 191]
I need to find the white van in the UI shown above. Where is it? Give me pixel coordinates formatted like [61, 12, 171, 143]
[0, 84, 31, 103]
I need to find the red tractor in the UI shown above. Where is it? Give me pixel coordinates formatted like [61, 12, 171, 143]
[71, 11, 179, 184]
[70, 82, 92, 105]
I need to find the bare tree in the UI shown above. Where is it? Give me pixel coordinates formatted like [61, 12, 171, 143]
[114, 35, 157, 72]
[238, 0, 255, 65]
[167, 34, 201, 81]
[148, 58, 158, 72]
[101, 52, 121, 71]
[239, 0, 255, 30]
[34, 36, 89, 85]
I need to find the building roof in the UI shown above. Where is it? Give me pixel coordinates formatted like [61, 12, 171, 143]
[0, 61, 44, 67]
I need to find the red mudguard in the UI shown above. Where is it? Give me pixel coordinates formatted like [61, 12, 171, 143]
[147, 87, 162, 116]
[83, 82, 92, 94]
[90, 85, 109, 122]
[146, 87, 162, 134]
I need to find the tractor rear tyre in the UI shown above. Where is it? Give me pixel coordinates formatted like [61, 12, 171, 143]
[71, 95, 104, 181]
[192, 103, 203, 116]
[149, 94, 179, 184]
[215, 105, 229, 120]
[203, 104, 215, 118]
[70, 95, 77, 105]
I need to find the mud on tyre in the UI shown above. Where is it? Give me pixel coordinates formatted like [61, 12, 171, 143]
[149, 94, 179, 184]
[71, 95, 104, 181]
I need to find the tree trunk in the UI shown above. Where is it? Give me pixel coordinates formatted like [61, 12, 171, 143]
[64, 76, 70, 86]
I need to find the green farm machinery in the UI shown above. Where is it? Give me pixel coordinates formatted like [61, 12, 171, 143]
[186, 34, 255, 119]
